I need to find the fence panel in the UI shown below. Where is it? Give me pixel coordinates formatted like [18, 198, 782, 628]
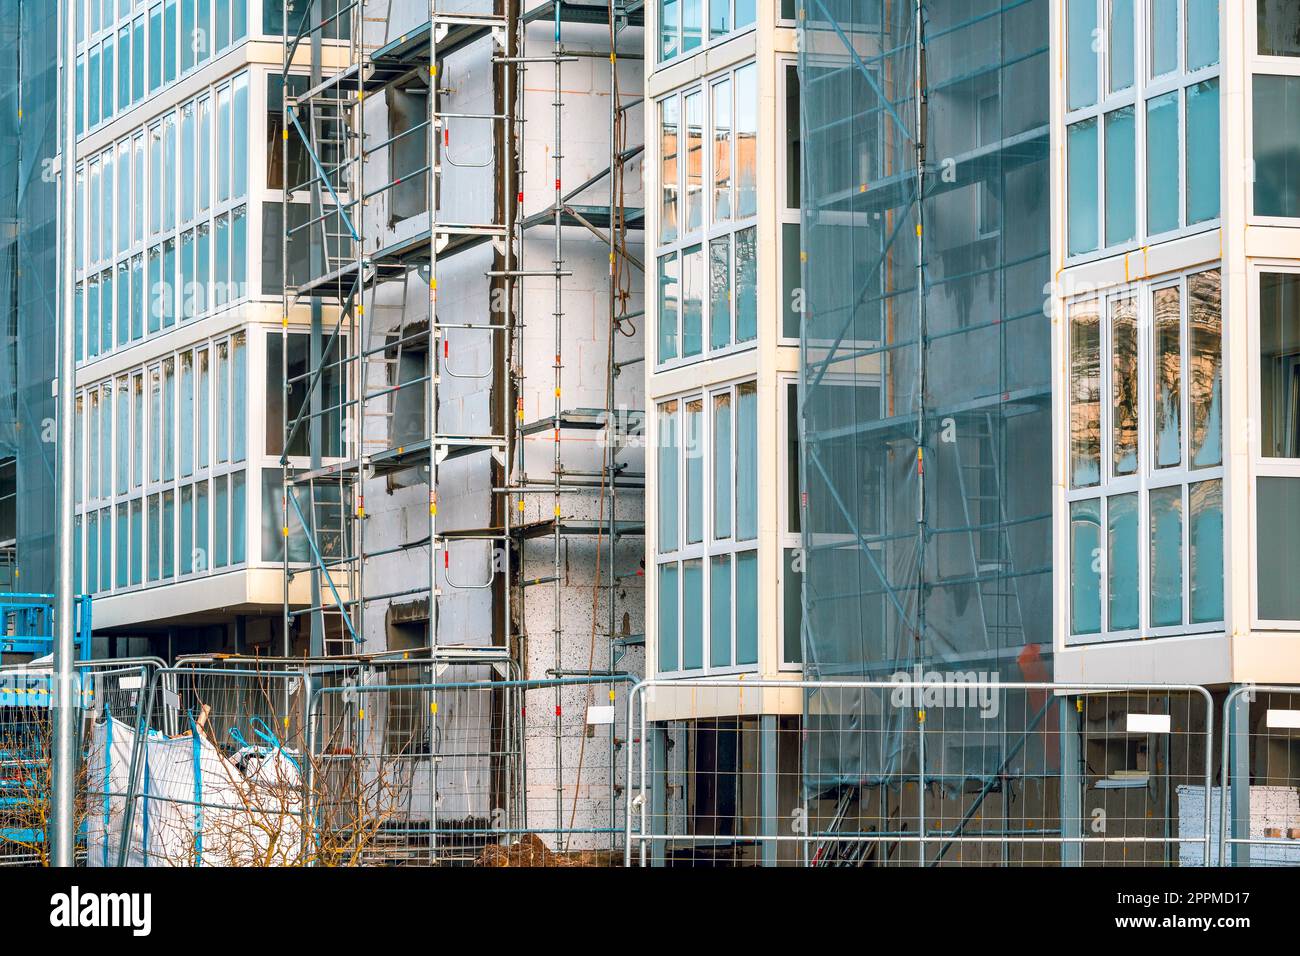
[1219, 686, 1300, 866]
[625, 680, 1214, 867]
[308, 674, 635, 866]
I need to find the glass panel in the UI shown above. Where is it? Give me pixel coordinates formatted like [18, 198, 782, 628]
[148, 5, 161, 92]
[682, 558, 703, 669]
[1259, 0, 1300, 56]
[681, 0, 700, 54]
[1149, 486, 1183, 627]
[657, 253, 678, 363]
[1067, 119, 1098, 255]
[162, 490, 175, 578]
[1104, 107, 1136, 247]
[1070, 498, 1102, 635]
[658, 562, 679, 672]
[180, 352, 194, 477]
[735, 64, 757, 218]
[163, 359, 175, 480]
[232, 74, 248, 199]
[130, 499, 142, 585]
[681, 244, 703, 357]
[181, 485, 194, 575]
[659, 98, 678, 240]
[115, 504, 128, 589]
[735, 0, 753, 28]
[683, 90, 703, 233]
[214, 474, 228, 568]
[1069, 299, 1101, 487]
[659, 0, 678, 62]
[1109, 0, 1134, 92]
[707, 0, 728, 36]
[1146, 91, 1180, 235]
[145, 495, 157, 581]
[87, 511, 99, 593]
[194, 480, 208, 572]
[658, 400, 678, 552]
[734, 226, 756, 342]
[163, 0, 177, 83]
[132, 17, 144, 101]
[1111, 296, 1138, 475]
[1253, 75, 1300, 218]
[1185, 0, 1218, 70]
[197, 349, 209, 468]
[1153, 284, 1182, 468]
[710, 236, 731, 349]
[1107, 493, 1139, 630]
[1067, 0, 1098, 110]
[115, 379, 129, 494]
[685, 399, 703, 544]
[232, 332, 246, 461]
[1150, 0, 1178, 77]
[781, 222, 801, 339]
[1188, 269, 1221, 467]
[735, 550, 757, 665]
[735, 382, 757, 540]
[1258, 477, 1300, 619]
[712, 78, 731, 221]
[231, 471, 245, 564]
[782, 548, 802, 663]
[1186, 79, 1219, 225]
[710, 554, 731, 667]
[1261, 272, 1300, 457]
[713, 391, 731, 539]
[1188, 479, 1222, 623]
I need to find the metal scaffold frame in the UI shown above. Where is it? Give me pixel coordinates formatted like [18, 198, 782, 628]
[278, 0, 645, 852]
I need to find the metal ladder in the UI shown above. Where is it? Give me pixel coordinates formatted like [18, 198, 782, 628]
[953, 410, 1026, 652]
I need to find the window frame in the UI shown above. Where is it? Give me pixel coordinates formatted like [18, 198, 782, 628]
[1063, 0, 1222, 263]
[655, 60, 760, 370]
[656, 378, 760, 676]
[1248, 261, 1300, 627]
[1064, 265, 1225, 645]
[656, 0, 756, 67]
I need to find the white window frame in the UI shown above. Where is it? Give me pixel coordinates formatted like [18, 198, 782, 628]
[1063, 0, 1222, 264]
[1063, 265, 1225, 645]
[1246, 0, 1300, 225]
[655, 0, 756, 68]
[655, 61, 759, 370]
[1247, 260, 1300, 628]
[656, 378, 759, 676]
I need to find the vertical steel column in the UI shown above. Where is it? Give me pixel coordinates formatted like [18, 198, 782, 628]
[760, 714, 778, 866]
[53, 0, 82, 868]
[1058, 694, 1082, 866]
[551, 0, 565, 846]
[1229, 686, 1251, 867]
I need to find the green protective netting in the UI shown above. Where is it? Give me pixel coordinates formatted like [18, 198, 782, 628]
[798, 0, 1053, 793]
[0, 0, 60, 591]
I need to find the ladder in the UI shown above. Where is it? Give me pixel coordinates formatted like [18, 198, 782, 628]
[953, 410, 1026, 653]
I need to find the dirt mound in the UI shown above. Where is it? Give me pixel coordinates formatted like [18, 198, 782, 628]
[476, 833, 618, 867]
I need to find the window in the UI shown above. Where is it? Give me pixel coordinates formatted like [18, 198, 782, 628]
[657, 381, 758, 673]
[1065, 0, 1220, 257]
[1261, 272, 1300, 458]
[781, 63, 802, 341]
[1066, 267, 1223, 642]
[1253, 74, 1300, 218]
[657, 63, 758, 367]
[1258, 0, 1300, 57]
[72, 73, 248, 365]
[658, 0, 754, 65]
[73, 330, 255, 594]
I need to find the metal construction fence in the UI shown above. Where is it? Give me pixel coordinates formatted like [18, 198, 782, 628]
[1, 657, 164, 865]
[624, 679, 1219, 868]
[64, 655, 636, 867]
[14, 668, 1300, 866]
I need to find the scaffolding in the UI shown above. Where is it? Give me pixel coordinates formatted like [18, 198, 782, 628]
[797, 0, 1054, 843]
[277, 0, 645, 851]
